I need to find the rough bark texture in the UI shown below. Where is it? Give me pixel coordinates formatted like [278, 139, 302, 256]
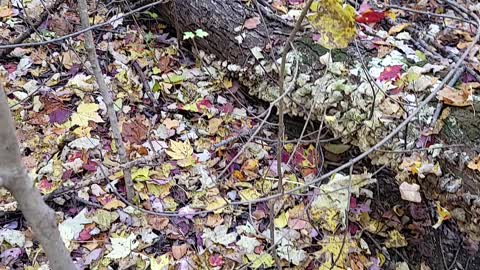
[157, 0, 290, 64]
[0, 83, 76, 270]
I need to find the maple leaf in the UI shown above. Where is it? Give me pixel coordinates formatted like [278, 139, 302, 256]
[166, 140, 196, 167]
[166, 140, 193, 159]
[246, 253, 274, 269]
[307, 0, 356, 49]
[195, 29, 209, 38]
[384, 230, 408, 248]
[70, 103, 104, 127]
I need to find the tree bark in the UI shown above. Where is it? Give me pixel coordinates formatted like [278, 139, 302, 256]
[0, 83, 76, 269]
[157, 0, 291, 64]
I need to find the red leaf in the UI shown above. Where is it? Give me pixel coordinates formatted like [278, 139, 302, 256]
[356, 10, 387, 24]
[378, 65, 402, 81]
[356, 1, 387, 24]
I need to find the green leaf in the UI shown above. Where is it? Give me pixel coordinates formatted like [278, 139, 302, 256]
[195, 29, 209, 38]
[183, 31, 195, 40]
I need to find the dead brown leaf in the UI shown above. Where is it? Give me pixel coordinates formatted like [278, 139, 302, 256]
[437, 85, 472, 107]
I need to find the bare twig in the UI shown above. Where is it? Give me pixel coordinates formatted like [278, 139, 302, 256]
[386, 4, 478, 26]
[77, 0, 134, 201]
[132, 61, 161, 107]
[0, 0, 64, 57]
[0, 0, 167, 50]
[277, 0, 315, 196]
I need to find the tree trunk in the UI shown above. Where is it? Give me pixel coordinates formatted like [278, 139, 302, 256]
[157, 0, 291, 64]
[0, 83, 76, 269]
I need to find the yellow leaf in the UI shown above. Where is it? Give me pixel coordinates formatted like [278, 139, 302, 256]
[384, 230, 407, 248]
[150, 254, 170, 270]
[388, 23, 411, 35]
[166, 140, 193, 160]
[274, 212, 289, 228]
[433, 201, 451, 229]
[72, 126, 92, 137]
[208, 118, 223, 135]
[206, 196, 229, 214]
[71, 103, 104, 127]
[239, 188, 260, 201]
[307, 0, 356, 49]
[103, 198, 126, 210]
[318, 235, 354, 269]
[131, 167, 150, 181]
[246, 253, 274, 269]
[223, 78, 233, 89]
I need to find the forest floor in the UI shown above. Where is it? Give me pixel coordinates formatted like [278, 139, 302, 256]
[1, 0, 480, 269]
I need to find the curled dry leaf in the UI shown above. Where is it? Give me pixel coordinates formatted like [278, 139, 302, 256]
[437, 85, 473, 107]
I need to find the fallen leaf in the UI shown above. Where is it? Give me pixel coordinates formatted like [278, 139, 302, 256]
[437, 85, 473, 107]
[68, 137, 100, 150]
[378, 65, 403, 81]
[208, 254, 225, 267]
[433, 201, 451, 229]
[388, 23, 411, 35]
[166, 140, 193, 160]
[106, 233, 139, 259]
[59, 209, 91, 247]
[399, 182, 422, 203]
[468, 155, 480, 171]
[71, 103, 104, 127]
[307, 0, 356, 49]
[355, 1, 392, 24]
[0, 6, 14, 18]
[172, 244, 188, 260]
[274, 212, 289, 228]
[244, 17, 261, 29]
[384, 230, 408, 248]
[150, 254, 170, 270]
[246, 253, 274, 269]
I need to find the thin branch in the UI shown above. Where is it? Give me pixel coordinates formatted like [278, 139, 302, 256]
[0, 0, 167, 50]
[77, 0, 135, 201]
[386, 4, 478, 26]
